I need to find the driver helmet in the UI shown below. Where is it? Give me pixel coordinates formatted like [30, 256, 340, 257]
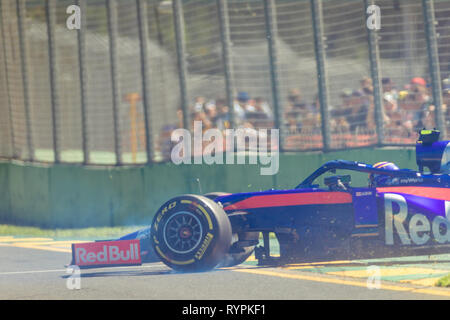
[369, 161, 399, 186]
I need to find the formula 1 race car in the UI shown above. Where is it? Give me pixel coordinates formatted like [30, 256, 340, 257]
[71, 129, 450, 272]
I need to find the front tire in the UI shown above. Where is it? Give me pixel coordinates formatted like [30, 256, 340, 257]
[151, 194, 232, 272]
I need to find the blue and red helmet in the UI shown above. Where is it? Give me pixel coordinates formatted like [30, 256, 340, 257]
[369, 161, 399, 186]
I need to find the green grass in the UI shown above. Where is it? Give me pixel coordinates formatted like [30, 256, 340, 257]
[0, 224, 275, 240]
[0, 224, 278, 246]
[436, 274, 450, 287]
[0, 224, 146, 240]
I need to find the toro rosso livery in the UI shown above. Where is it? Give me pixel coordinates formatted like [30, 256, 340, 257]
[71, 130, 450, 271]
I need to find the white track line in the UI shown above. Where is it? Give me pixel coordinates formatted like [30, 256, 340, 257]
[0, 269, 67, 275]
[0, 263, 167, 276]
[0, 237, 53, 243]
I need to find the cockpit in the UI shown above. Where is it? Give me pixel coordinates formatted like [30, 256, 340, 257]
[295, 130, 450, 191]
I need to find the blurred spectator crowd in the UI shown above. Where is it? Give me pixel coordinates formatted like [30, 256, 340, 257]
[157, 92, 275, 159]
[285, 76, 450, 138]
[157, 75, 450, 159]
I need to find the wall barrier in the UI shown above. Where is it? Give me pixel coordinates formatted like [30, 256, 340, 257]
[0, 147, 416, 228]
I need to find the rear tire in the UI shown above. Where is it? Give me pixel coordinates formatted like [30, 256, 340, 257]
[151, 194, 232, 272]
[205, 192, 259, 268]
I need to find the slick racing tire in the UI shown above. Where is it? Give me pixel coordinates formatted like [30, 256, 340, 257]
[204, 192, 259, 268]
[151, 194, 232, 272]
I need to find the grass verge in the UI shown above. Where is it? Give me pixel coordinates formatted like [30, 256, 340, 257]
[436, 274, 450, 287]
[0, 224, 146, 240]
[0, 224, 278, 244]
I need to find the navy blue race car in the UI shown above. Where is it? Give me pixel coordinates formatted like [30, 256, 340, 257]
[71, 130, 450, 272]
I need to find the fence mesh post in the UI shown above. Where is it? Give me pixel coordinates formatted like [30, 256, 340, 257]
[365, 0, 384, 146]
[0, 1, 15, 159]
[16, 0, 34, 161]
[137, 0, 153, 164]
[310, 0, 331, 151]
[422, 0, 446, 137]
[264, 0, 284, 151]
[173, 0, 189, 130]
[46, 0, 61, 162]
[76, 0, 89, 164]
[107, 0, 123, 165]
[1, 2, 15, 159]
[217, 0, 235, 129]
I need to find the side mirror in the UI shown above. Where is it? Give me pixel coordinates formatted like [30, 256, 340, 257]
[324, 175, 352, 191]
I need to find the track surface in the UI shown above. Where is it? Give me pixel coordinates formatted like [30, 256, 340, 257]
[1, 241, 450, 299]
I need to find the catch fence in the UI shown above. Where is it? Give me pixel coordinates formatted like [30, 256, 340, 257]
[1, 0, 449, 165]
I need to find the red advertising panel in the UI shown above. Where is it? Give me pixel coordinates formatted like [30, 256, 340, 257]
[72, 240, 141, 267]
